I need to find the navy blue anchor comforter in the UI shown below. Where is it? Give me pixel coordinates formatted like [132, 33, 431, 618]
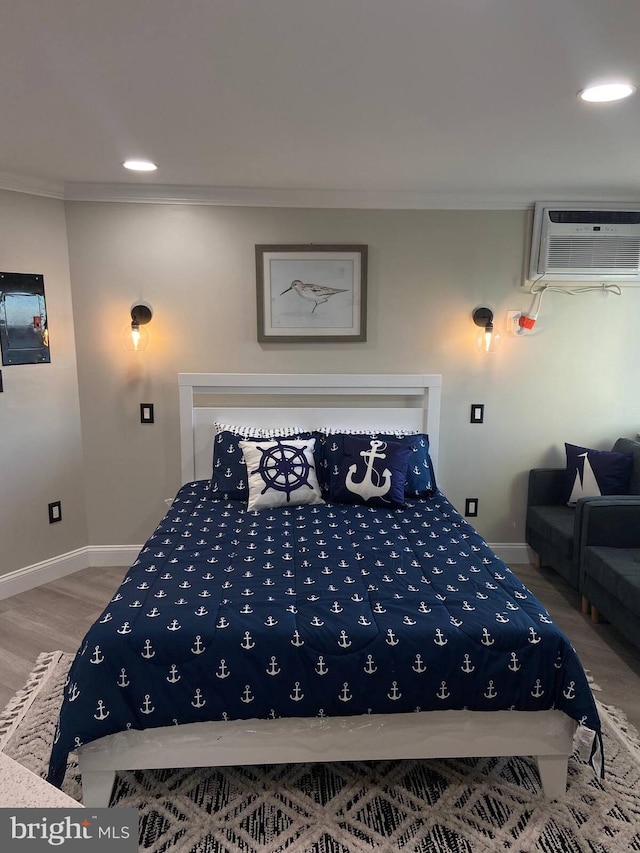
[48, 480, 600, 786]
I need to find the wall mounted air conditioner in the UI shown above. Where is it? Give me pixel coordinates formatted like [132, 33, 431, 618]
[528, 202, 640, 283]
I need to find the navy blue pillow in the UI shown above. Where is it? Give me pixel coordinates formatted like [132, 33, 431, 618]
[320, 431, 435, 498]
[329, 435, 412, 507]
[211, 428, 322, 500]
[564, 442, 633, 506]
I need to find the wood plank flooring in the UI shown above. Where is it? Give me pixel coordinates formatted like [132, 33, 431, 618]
[0, 562, 638, 731]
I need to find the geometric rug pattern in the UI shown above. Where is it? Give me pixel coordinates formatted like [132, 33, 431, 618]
[2, 651, 639, 852]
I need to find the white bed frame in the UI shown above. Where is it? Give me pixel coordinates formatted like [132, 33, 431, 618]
[76, 373, 575, 806]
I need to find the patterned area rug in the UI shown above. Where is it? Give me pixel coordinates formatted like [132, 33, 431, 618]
[1, 652, 639, 852]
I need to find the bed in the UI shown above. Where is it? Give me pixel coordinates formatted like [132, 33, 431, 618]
[47, 373, 601, 807]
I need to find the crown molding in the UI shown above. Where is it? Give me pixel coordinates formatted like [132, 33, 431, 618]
[62, 182, 539, 209]
[0, 171, 65, 199]
[2, 172, 640, 210]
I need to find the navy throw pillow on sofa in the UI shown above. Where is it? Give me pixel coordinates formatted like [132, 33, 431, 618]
[564, 442, 633, 506]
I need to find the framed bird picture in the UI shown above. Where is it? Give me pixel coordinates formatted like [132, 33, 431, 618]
[256, 244, 367, 342]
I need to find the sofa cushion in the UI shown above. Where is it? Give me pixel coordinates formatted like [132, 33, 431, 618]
[612, 438, 640, 495]
[563, 443, 633, 506]
[582, 546, 640, 615]
[526, 505, 575, 561]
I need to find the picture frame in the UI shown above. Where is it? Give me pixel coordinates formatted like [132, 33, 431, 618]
[256, 244, 367, 342]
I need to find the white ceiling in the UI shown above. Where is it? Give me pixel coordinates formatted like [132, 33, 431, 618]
[2, 0, 640, 207]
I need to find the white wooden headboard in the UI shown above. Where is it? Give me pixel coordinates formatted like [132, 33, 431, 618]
[178, 373, 442, 484]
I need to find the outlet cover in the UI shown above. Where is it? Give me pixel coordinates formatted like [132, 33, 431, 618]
[465, 498, 478, 517]
[48, 500, 62, 524]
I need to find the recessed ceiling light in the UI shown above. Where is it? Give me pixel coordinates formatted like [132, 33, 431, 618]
[579, 81, 636, 102]
[123, 159, 158, 172]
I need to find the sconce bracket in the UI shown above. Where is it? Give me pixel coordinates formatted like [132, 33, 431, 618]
[472, 306, 494, 328]
[131, 304, 152, 326]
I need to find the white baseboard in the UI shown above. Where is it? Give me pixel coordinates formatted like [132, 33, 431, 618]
[490, 543, 534, 565]
[0, 545, 142, 600]
[0, 542, 532, 601]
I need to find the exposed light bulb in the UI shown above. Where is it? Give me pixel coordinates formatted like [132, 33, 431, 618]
[131, 322, 141, 350]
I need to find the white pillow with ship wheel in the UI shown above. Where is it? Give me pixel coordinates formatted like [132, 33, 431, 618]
[240, 437, 324, 510]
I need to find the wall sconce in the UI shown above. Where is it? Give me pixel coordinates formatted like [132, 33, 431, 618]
[472, 306, 500, 353]
[125, 302, 152, 351]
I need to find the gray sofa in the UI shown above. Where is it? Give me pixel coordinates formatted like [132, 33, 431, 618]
[525, 437, 640, 652]
[579, 499, 640, 652]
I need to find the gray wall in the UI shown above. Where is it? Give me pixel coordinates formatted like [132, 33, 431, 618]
[63, 202, 640, 549]
[0, 190, 87, 575]
[2, 193, 638, 577]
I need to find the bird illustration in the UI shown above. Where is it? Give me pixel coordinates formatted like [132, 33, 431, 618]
[280, 279, 348, 313]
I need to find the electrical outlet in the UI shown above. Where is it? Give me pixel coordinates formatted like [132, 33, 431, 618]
[48, 500, 62, 524]
[465, 498, 478, 517]
[506, 310, 521, 334]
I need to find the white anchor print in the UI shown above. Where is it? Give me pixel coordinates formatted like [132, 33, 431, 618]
[338, 630, 352, 648]
[484, 680, 497, 699]
[90, 645, 104, 664]
[338, 682, 352, 702]
[68, 682, 81, 701]
[508, 652, 521, 672]
[481, 628, 495, 646]
[239, 631, 255, 650]
[291, 630, 304, 647]
[434, 628, 448, 646]
[386, 628, 399, 646]
[461, 654, 475, 673]
[412, 654, 426, 673]
[167, 664, 181, 683]
[192, 689, 206, 708]
[94, 700, 109, 721]
[267, 656, 281, 676]
[290, 682, 304, 701]
[315, 655, 328, 675]
[436, 681, 450, 700]
[531, 679, 544, 699]
[191, 635, 205, 654]
[216, 660, 230, 679]
[563, 681, 576, 700]
[117, 669, 130, 688]
[387, 681, 402, 700]
[141, 639, 156, 659]
[241, 685, 254, 704]
[364, 654, 377, 674]
[140, 694, 155, 714]
[528, 627, 541, 644]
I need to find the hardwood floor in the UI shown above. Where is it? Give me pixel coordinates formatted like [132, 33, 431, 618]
[0, 562, 638, 731]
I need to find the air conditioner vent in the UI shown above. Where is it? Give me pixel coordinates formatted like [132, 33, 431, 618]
[547, 236, 640, 271]
[548, 210, 640, 225]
